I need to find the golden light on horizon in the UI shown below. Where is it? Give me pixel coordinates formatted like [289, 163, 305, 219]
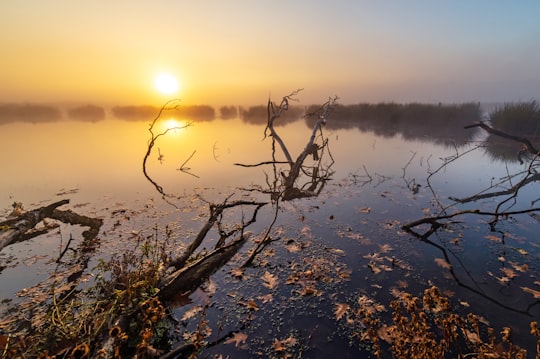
[154, 73, 180, 95]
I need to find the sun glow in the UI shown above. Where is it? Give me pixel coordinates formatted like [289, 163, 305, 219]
[163, 118, 188, 132]
[154, 73, 180, 95]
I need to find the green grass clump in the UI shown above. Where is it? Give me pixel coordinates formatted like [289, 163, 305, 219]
[490, 100, 540, 134]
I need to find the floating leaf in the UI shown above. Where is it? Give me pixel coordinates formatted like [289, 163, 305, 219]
[285, 243, 302, 253]
[224, 332, 248, 347]
[521, 287, 540, 298]
[272, 335, 297, 352]
[509, 261, 528, 272]
[257, 293, 273, 303]
[231, 267, 244, 278]
[514, 248, 528, 255]
[500, 267, 517, 279]
[327, 248, 345, 256]
[261, 271, 278, 289]
[485, 235, 502, 243]
[181, 305, 202, 321]
[334, 303, 350, 320]
[434, 258, 452, 270]
[357, 207, 371, 213]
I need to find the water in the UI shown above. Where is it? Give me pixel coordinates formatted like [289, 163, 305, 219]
[1, 107, 539, 357]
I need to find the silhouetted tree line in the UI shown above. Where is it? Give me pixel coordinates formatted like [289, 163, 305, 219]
[67, 104, 106, 122]
[240, 104, 304, 125]
[0, 103, 62, 123]
[305, 102, 482, 147]
[112, 104, 215, 121]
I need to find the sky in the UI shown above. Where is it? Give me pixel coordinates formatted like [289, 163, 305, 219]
[2, 1, 540, 107]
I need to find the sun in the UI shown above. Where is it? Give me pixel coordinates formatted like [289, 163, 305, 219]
[154, 73, 180, 95]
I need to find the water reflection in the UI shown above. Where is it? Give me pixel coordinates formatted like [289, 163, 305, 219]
[2, 105, 540, 356]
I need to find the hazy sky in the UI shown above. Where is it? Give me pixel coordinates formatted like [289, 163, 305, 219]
[2, 1, 540, 106]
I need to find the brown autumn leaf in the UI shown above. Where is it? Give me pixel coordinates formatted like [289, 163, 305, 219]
[224, 332, 248, 347]
[261, 271, 278, 289]
[181, 305, 202, 321]
[327, 248, 345, 256]
[521, 286, 540, 298]
[509, 261, 528, 272]
[463, 328, 482, 344]
[334, 303, 350, 320]
[257, 293, 273, 303]
[500, 267, 517, 279]
[273, 338, 287, 352]
[357, 207, 371, 213]
[379, 244, 393, 253]
[247, 299, 259, 311]
[434, 258, 452, 270]
[231, 267, 244, 278]
[285, 243, 301, 253]
[272, 335, 297, 352]
[485, 234, 502, 243]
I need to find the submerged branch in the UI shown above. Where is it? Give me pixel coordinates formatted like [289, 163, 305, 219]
[465, 121, 540, 156]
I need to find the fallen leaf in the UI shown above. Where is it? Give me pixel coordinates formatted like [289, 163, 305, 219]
[247, 299, 259, 311]
[231, 268, 244, 278]
[358, 207, 371, 213]
[459, 300, 470, 307]
[500, 267, 517, 279]
[434, 258, 452, 270]
[521, 286, 540, 298]
[334, 303, 350, 320]
[463, 329, 481, 344]
[181, 305, 202, 321]
[272, 336, 297, 352]
[327, 248, 345, 256]
[485, 235, 502, 243]
[224, 332, 248, 347]
[273, 338, 287, 352]
[509, 261, 528, 272]
[204, 279, 217, 294]
[257, 293, 273, 303]
[261, 271, 278, 289]
[514, 248, 528, 255]
[379, 244, 393, 253]
[285, 243, 301, 253]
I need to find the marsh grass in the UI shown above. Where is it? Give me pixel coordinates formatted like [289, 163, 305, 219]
[484, 101, 540, 162]
[1, 232, 171, 358]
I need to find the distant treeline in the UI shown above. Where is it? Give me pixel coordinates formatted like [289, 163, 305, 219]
[111, 104, 216, 121]
[306, 102, 482, 147]
[0, 103, 62, 124]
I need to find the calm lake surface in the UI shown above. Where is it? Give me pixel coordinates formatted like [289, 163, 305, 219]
[1, 105, 540, 357]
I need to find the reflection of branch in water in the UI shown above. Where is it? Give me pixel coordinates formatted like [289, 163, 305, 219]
[177, 150, 199, 178]
[401, 151, 421, 193]
[402, 207, 540, 235]
[465, 122, 539, 161]
[142, 99, 191, 197]
[402, 222, 537, 316]
[425, 144, 480, 214]
[142, 99, 198, 200]
[349, 165, 373, 186]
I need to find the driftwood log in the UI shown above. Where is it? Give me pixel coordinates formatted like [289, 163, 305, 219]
[0, 199, 69, 251]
